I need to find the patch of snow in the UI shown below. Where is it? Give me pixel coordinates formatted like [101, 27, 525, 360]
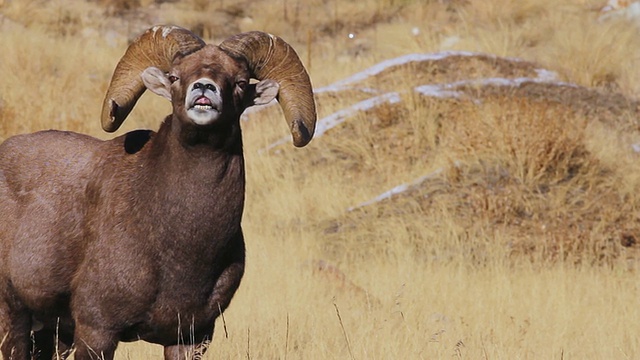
[261, 92, 402, 151]
[415, 74, 572, 95]
[315, 52, 479, 93]
[414, 85, 463, 98]
[348, 167, 445, 211]
[412, 72, 568, 103]
[414, 84, 465, 99]
[534, 68, 560, 82]
[314, 92, 402, 138]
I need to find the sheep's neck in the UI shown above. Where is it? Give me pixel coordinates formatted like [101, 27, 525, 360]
[153, 115, 244, 165]
[137, 116, 246, 248]
[171, 114, 243, 154]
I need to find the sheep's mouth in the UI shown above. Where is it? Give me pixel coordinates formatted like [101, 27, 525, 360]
[186, 94, 223, 125]
[190, 96, 218, 111]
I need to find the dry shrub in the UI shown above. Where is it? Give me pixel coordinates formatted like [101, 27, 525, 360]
[318, 90, 639, 266]
[448, 97, 591, 187]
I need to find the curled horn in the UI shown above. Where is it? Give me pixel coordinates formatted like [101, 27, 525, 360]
[101, 26, 205, 132]
[219, 32, 317, 147]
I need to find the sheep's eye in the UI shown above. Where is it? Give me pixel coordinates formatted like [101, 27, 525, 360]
[236, 80, 248, 90]
[168, 75, 179, 83]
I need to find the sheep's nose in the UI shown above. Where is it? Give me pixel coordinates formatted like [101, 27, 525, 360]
[193, 83, 216, 92]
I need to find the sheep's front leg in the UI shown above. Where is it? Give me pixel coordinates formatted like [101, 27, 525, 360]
[73, 322, 118, 360]
[162, 234, 245, 360]
[0, 307, 30, 360]
[0, 314, 31, 360]
[208, 232, 245, 317]
[164, 343, 209, 360]
[160, 231, 245, 360]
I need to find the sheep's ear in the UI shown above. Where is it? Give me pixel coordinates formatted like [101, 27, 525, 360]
[250, 79, 279, 106]
[141, 67, 172, 101]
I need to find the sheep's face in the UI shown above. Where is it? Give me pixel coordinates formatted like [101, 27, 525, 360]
[141, 45, 279, 127]
[183, 77, 224, 126]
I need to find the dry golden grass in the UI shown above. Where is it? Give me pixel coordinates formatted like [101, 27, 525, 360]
[2, 0, 640, 358]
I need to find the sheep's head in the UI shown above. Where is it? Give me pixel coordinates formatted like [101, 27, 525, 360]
[140, 45, 279, 128]
[101, 26, 316, 147]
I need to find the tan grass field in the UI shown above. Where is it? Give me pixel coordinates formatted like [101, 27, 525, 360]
[2, 0, 640, 358]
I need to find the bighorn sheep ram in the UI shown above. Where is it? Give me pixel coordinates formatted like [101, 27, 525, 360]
[0, 25, 316, 360]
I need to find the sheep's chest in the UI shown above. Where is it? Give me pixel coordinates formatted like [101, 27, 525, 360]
[122, 231, 243, 345]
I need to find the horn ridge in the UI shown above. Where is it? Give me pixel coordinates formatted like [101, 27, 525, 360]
[219, 31, 317, 147]
[100, 25, 205, 132]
